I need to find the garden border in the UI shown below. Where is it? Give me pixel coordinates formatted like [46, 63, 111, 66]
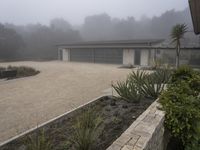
[107, 99, 166, 150]
[0, 95, 107, 147]
[0, 97, 166, 150]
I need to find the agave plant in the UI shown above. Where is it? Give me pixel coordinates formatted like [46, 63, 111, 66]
[140, 74, 165, 99]
[129, 70, 171, 99]
[113, 69, 171, 101]
[27, 129, 52, 150]
[71, 110, 102, 150]
[128, 70, 148, 83]
[149, 68, 172, 84]
[112, 78, 142, 103]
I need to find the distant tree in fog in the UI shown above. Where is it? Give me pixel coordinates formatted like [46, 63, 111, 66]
[50, 18, 72, 32]
[80, 8, 193, 40]
[3, 20, 82, 60]
[81, 13, 113, 40]
[0, 24, 24, 60]
[0, 7, 197, 61]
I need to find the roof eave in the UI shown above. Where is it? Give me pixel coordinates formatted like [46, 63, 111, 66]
[189, 0, 200, 34]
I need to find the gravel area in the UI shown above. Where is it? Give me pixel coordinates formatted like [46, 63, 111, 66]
[0, 61, 131, 143]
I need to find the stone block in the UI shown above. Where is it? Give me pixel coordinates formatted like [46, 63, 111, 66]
[106, 101, 165, 150]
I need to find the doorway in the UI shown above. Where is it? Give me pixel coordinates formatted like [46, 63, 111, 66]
[134, 50, 141, 65]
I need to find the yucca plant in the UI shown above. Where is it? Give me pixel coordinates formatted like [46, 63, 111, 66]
[140, 74, 165, 99]
[129, 70, 171, 99]
[112, 78, 142, 103]
[71, 110, 102, 150]
[149, 68, 172, 84]
[128, 70, 148, 83]
[26, 129, 52, 150]
[113, 69, 171, 101]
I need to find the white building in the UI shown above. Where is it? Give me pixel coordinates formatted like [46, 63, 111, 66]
[57, 39, 200, 67]
[57, 39, 164, 66]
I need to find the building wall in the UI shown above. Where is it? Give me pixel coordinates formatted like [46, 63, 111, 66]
[62, 49, 70, 61]
[140, 50, 149, 66]
[123, 49, 135, 65]
[123, 49, 150, 66]
[60, 48, 152, 66]
[58, 49, 62, 60]
[157, 49, 199, 65]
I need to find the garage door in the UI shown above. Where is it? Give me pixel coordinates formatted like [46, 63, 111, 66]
[70, 48, 123, 64]
[94, 48, 122, 64]
[70, 49, 94, 62]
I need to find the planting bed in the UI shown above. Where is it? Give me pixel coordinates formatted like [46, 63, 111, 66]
[0, 96, 154, 150]
[0, 66, 39, 80]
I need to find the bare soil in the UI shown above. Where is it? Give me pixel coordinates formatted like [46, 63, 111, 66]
[0, 96, 154, 150]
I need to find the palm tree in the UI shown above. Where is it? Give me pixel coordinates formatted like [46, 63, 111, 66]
[171, 24, 188, 68]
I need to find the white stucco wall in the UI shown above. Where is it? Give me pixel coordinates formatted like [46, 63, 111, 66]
[123, 49, 135, 65]
[62, 49, 70, 61]
[140, 50, 149, 66]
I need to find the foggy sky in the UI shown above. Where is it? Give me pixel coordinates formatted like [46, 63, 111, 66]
[0, 0, 188, 25]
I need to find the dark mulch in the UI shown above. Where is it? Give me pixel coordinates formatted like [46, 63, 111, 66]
[0, 96, 154, 150]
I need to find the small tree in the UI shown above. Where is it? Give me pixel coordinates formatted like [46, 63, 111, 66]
[171, 24, 188, 69]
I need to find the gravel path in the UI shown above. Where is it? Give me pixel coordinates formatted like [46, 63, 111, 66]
[0, 61, 131, 143]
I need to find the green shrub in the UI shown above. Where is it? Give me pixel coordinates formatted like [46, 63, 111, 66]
[160, 66, 200, 149]
[171, 65, 196, 83]
[27, 130, 52, 150]
[160, 82, 200, 148]
[188, 73, 200, 96]
[71, 110, 102, 150]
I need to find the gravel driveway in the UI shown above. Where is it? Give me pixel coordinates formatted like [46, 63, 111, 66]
[0, 61, 131, 143]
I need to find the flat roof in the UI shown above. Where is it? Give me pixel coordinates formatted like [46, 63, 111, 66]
[56, 39, 200, 50]
[56, 39, 164, 49]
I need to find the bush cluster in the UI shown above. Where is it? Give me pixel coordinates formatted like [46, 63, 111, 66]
[160, 66, 200, 149]
[0, 65, 39, 79]
[112, 69, 171, 102]
[7, 66, 40, 78]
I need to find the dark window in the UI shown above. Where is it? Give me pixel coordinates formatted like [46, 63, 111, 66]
[157, 50, 161, 54]
[134, 50, 141, 65]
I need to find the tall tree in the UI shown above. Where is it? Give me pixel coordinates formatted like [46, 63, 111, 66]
[171, 24, 188, 68]
[0, 24, 24, 60]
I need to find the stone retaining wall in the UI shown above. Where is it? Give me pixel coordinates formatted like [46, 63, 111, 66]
[107, 100, 165, 150]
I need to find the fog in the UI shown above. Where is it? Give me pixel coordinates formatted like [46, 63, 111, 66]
[0, 0, 188, 25]
[0, 0, 199, 61]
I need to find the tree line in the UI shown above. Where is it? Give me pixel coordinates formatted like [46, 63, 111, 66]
[0, 7, 196, 60]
